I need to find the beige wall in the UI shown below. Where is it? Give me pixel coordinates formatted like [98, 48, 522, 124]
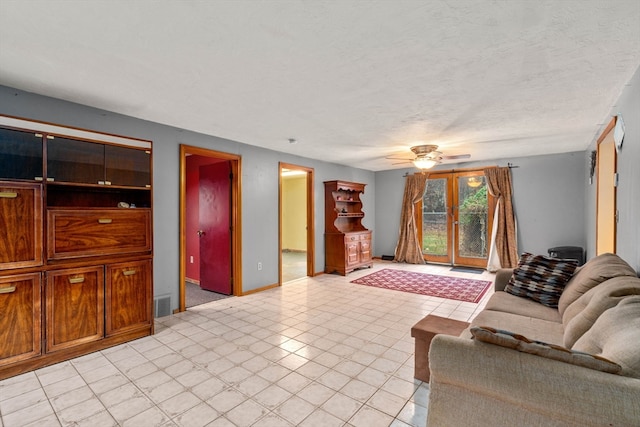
[282, 176, 307, 251]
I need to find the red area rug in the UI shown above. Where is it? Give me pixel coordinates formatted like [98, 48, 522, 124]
[351, 268, 491, 303]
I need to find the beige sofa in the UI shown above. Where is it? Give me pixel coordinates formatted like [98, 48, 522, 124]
[426, 253, 640, 427]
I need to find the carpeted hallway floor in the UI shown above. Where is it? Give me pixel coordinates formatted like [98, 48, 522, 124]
[186, 281, 231, 308]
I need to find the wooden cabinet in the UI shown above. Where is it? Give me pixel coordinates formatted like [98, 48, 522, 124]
[324, 181, 373, 275]
[0, 273, 41, 367]
[0, 115, 153, 380]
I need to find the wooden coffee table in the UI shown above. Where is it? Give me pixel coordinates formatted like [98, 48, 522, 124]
[411, 314, 470, 382]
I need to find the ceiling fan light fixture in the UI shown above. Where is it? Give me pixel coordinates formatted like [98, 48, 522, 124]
[413, 157, 439, 169]
[467, 176, 483, 187]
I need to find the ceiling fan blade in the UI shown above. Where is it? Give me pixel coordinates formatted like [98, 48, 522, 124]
[385, 155, 413, 160]
[442, 154, 471, 160]
[391, 160, 412, 165]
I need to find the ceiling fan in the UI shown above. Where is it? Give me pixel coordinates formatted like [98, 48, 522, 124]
[386, 144, 471, 169]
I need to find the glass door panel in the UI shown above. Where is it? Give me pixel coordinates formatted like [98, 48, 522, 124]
[455, 174, 490, 267]
[0, 127, 43, 180]
[47, 137, 104, 184]
[105, 145, 151, 187]
[421, 177, 451, 263]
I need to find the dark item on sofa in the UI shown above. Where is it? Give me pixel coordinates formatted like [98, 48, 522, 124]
[505, 252, 579, 308]
[548, 246, 585, 266]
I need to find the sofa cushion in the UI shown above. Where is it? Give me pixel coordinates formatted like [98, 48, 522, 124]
[470, 309, 565, 345]
[558, 253, 637, 317]
[563, 276, 640, 347]
[485, 291, 561, 323]
[505, 252, 578, 308]
[573, 296, 640, 378]
[471, 326, 622, 374]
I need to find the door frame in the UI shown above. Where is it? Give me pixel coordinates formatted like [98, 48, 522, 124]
[278, 162, 315, 283]
[596, 117, 617, 255]
[416, 168, 495, 267]
[179, 144, 242, 312]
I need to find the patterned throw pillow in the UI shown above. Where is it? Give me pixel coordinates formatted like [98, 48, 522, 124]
[470, 326, 621, 374]
[505, 252, 578, 308]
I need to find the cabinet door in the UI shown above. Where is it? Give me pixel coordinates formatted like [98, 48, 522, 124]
[105, 260, 152, 336]
[47, 137, 105, 184]
[0, 273, 41, 366]
[105, 145, 151, 188]
[346, 241, 360, 267]
[0, 127, 43, 181]
[360, 238, 372, 263]
[48, 208, 152, 259]
[45, 267, 104, 352]
[0, 182, 43, 269]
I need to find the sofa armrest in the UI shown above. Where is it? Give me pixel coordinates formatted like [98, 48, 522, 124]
[494, 268, 514, 291]
[427, 335, 640, 427]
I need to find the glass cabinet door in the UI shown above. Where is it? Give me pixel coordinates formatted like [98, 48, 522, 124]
[105, 145, 151, 187]
[47, 137, 104, 184]
[0, 127, 43, 180]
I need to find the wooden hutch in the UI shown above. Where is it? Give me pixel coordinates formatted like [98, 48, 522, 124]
[0, 115, 153, 380]
[324, 180, 372, 275]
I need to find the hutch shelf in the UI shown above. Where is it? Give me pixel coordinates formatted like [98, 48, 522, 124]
[324, 180, 372, 275]
[0, 115, 153, 380]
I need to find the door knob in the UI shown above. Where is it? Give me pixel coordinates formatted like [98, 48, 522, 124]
[197, 230, 206, 237]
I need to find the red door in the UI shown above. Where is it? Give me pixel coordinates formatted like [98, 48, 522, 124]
[199, 162, 232, 294]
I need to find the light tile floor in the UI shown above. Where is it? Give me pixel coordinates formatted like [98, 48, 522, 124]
[0, 261, 494, 427]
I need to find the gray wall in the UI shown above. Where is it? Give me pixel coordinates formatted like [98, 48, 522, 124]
[0, 86, 374, 313]
[374, 152, 587, 260]
[3, 63, 637, 313]
[374, 64, 640, 273]
[586, 66, 640, 272]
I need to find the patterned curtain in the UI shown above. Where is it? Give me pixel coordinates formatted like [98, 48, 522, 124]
[485, 166, 518, 270]
[394, 173, 428, 264]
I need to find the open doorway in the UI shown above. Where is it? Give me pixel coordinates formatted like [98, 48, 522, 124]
[279, 163, 315, 283]
[179, 145, 242, 311]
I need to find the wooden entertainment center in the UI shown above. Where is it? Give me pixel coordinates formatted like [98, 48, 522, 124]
[0, 115, 153, 380]
[324, 180, 372, 275]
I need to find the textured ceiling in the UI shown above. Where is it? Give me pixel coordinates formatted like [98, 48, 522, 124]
[1, 0, 639, 171]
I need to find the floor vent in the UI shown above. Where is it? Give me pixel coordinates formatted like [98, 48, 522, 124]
[154, 296, 171, 318]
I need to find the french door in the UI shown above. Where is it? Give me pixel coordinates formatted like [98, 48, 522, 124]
[417, 171, 494, 268]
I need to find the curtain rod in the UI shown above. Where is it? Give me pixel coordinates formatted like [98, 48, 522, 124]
[402, 163, 519, 177]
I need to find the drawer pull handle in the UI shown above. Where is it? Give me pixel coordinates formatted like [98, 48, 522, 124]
[68, 276, 85, 284]
[98, 218, 112, 224]
[0, 286, 16, 294]
[123, 269, 137, 276]
[0, 192, 17, 198]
